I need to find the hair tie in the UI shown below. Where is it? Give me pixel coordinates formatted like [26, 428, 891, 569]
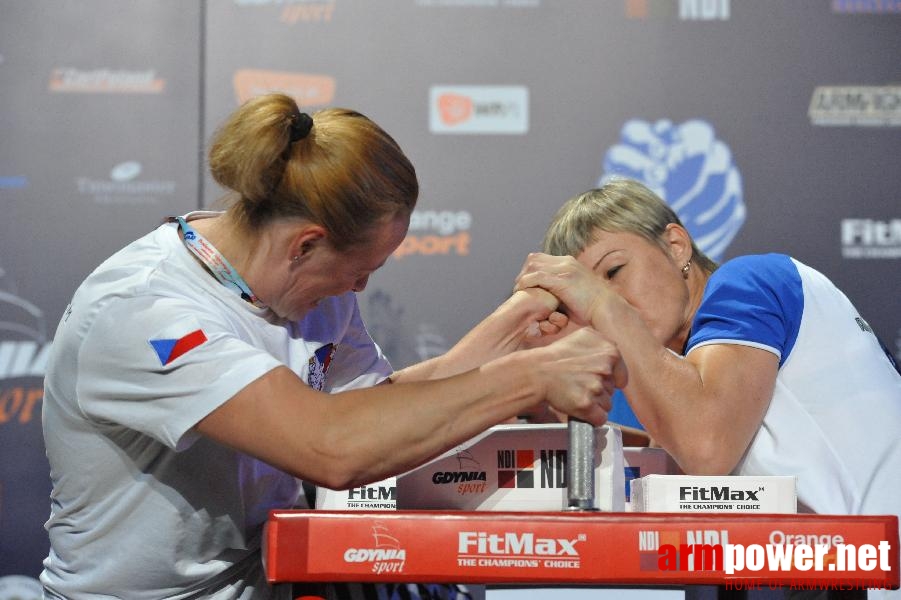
[289, 110, 313, 142]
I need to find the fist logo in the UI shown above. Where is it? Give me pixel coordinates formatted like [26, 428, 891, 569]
[601, 119, 745, 261]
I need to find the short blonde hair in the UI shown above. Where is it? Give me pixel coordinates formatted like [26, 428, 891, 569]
[208, 93, 418, 250]
[543, 178, 717, 273]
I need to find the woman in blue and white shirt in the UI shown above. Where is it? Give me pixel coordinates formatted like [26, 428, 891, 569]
[518, 178, 900, 530]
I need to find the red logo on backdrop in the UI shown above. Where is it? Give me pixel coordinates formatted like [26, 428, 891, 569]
[233, 69, 336, 107]
[438, 94, 473, 126]
[279, 0, 336, 23]
[48, 68, 166, 94]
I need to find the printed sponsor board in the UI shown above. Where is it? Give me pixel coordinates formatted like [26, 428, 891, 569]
[429, 86, 529, 135]
[809, 86, 901, 127]
[831, 0, 901, 14]
[0, 177, 27, 190]
[233, 70, 336, 107]
[233, 0, 336, 24]
[75, 162, 176, 206]
[393, 210, 472, 260]
[0, 279, 51, 578]
[630, 475, 797, 514]
[397, 424, 625, 512]
[48, 68, 165, 94]
[0, 279, 48, 423]
[625, 0, 730, 20]
[416, 0, 541, 7]
[841, 218, 901, 259]
[265, 510, 899, 587]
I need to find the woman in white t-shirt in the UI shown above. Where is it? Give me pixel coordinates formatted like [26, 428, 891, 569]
[40, 93, 624, 600]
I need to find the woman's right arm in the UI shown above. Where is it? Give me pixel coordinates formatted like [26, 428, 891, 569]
[194, 326, 623, 490]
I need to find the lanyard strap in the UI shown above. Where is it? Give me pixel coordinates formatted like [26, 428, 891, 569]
[175, 216, 267, 309]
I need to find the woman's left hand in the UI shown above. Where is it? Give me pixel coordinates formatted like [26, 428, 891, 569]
[514, 252, 612, 326]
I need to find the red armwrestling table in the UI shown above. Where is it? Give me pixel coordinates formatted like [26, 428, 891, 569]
[264, 510, 899, 589]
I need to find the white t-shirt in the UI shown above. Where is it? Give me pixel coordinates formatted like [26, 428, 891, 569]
[40, 213, 392, 599]
[686, 255, 901, 598]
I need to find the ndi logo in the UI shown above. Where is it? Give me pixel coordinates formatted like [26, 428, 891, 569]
[841, 219, 901, 259]
[638, 529, 729, 571]
[600, 119, 745, 262]
[497, 449, 566, 489]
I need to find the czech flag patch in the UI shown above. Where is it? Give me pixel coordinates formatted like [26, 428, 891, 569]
[307, 343, 335, 391]
[149, 328, 208, 366]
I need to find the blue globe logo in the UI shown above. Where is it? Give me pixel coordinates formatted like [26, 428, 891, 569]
[601, 119, 745, 262]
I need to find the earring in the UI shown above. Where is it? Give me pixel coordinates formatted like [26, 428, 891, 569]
[291, 255, 300, 263]
[681, 260, 691, 278]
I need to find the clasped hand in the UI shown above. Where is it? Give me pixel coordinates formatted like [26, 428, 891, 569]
[513, 254, 626, 426]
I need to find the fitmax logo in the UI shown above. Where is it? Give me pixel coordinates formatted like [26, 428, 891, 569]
[679, 486, 763, 501]
[458, 532, 584, 556]
[348, 485, 396, 501]
[842, 219, 901, 259]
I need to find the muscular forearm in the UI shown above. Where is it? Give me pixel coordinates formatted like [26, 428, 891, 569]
[196, 355, 546, 491]
[327, 325, 619, 486]
[588, 300, 761, 474]
[198, 325, 619, 490]
[320, 357, 544, 487]
[392, 289, 558, 383]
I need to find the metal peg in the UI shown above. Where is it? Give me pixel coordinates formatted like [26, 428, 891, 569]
[565, 418, 598, 511]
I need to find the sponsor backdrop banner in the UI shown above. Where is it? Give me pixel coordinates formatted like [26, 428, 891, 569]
[1, 0, 898, 588]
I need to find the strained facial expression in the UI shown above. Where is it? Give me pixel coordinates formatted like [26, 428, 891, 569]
[278, 214, 409, 320]
[576, 229, 690, 348]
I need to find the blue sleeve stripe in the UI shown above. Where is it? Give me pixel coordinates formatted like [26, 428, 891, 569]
[688, 338, 782, 361]
[686, 254, 803, 367]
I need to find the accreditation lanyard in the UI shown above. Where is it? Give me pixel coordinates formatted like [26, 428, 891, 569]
[175, 216, 267, 309]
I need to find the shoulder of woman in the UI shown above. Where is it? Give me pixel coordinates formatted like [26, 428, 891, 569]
[711, 253, 798, 283]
